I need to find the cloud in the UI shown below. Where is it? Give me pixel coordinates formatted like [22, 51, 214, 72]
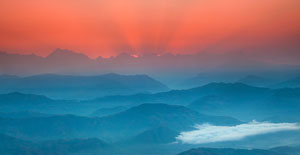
[176, 121, 300, 144]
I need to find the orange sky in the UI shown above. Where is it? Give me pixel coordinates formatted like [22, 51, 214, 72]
[0, 0, 299, 58]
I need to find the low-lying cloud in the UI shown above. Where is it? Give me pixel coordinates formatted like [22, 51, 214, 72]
[176, 121, 300, 144]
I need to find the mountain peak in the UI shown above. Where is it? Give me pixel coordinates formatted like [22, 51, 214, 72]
[0, 92, 54, 105]
[47, 48, 90, 60]
[129, 126, 179, 144]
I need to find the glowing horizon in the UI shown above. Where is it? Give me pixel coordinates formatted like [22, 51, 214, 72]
[0, 0, 299, 58]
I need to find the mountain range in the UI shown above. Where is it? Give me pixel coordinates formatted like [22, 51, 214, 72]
[92, 82, 300, 121]
[2, 132, 300, 155]
[0, 81, 300, 154]
[1, 49, 300, 88]
[0, 134, 112, 155]
[126, 126, 179, 144]
[1, 82, 300, 121]
[177, 147, 300, 155]
[0, 103, 240, 141]
[0, 73, 168, 99]
[0, 82, 300, 154]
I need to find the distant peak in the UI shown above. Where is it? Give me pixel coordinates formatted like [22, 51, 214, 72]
[47, 48, 89, 59]
[50, 48, 72, 55]
[96, 56, 103, 61]
[101, 73, 150, 78]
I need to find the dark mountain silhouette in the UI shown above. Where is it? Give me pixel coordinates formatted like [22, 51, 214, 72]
[181, 72, 243, 88]
[46, 48, 91, 62]
[2, 82, 299, 121]
[93, 82, 300, 120]
[1, 132, 299, 155]
[0, 134, 112, 155]
[0, 92, 55, 105]
[0, 52, 45, 75]
[127, 126, 179, 144]
[0, 103, 240, 141]
[1, 49, 300, 88]
[44, 49, 98, 74]
[177, 147, 282, 155]
[90, 103, 241, 140]
[188, 87, 300, 120]
[0, 73, 168, 99]
[93, 82, 272, 106]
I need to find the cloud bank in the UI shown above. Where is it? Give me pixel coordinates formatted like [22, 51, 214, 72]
[176, 121, 300, 144]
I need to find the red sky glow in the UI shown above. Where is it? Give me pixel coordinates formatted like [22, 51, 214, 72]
[0, 0, 299, 58]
